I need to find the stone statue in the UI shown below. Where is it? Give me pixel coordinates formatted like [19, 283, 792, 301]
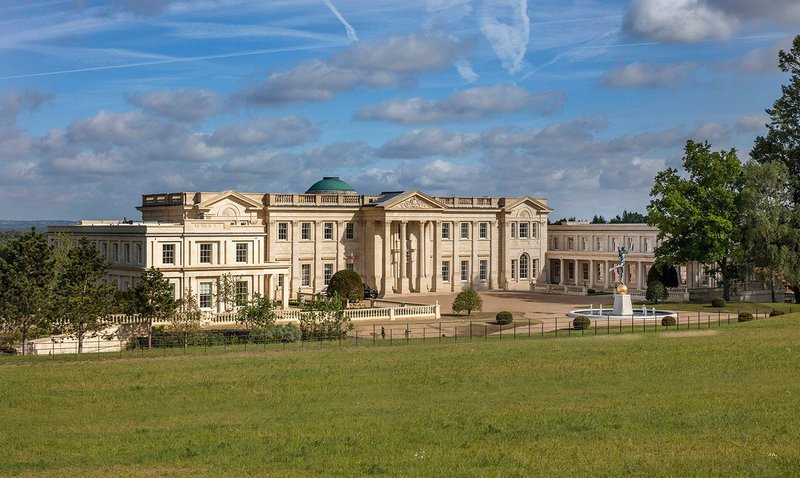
[608, 246, 630, 283]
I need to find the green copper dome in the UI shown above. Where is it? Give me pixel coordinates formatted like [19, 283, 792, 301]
[305, 177, 357, 194]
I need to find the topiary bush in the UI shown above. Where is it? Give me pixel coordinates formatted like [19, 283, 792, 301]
[327, 269, 364, 303]
[738, 312, 754, 322]
[452, 289, 483, 316]
[573, 316, 591, 330]
[646, 280, 667, 304]
[770, 309, 785, 317]
[661, 315, 676, 327]
[495, 311, 513, 325]
[711, 298, 726, 308]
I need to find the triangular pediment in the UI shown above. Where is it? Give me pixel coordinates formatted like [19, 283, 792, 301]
[380, 190, 446, 210]
[197, 190, 263, 211]
[503, 197, 553, 213]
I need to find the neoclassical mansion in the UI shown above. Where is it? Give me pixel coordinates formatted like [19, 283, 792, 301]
[49, 177, 723, 311]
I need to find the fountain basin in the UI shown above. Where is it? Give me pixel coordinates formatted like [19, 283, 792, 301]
[567, 308, 676, 320]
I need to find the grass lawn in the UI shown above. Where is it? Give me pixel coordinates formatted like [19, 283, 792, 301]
[2, 316, 799, 476]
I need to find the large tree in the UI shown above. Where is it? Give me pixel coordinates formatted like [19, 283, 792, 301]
[647, 140, 742, 300]
[0, 229, 56, 354]
[130, 267, 179, 350]
[750, 34, 800, 301]
[736, 160, 793, 302]
[55, 237, 116, 353]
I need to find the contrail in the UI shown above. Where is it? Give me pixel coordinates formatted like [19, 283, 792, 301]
[323, 0, 358, 42]
[0, 42, 348, 81]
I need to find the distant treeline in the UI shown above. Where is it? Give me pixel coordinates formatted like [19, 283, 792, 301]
[549, 210, 648, 225]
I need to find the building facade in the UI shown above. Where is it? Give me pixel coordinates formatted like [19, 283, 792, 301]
[50, 178, 553, 311]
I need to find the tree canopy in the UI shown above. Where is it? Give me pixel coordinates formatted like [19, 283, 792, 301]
[647, 140, 742, 300]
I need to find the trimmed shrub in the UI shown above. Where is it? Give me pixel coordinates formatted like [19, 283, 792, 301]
[646, 280, 667, 304]
[452, 289, 483, 316]
[495, 311, 513, 325]
[770, 309, 785, 317]
[711, 298, 726, 308]
[661, 315, 676, 327]
[738, 312, 754, 322]
[573, 316, 591, 330]
[327, 269, 364, 303]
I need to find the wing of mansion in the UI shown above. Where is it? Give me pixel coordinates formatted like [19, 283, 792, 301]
[49, 177, 762, 311]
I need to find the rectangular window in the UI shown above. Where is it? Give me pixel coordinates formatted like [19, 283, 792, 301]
[199, 282, 213, 309]
[345, 222, 355, 240]
[168, 282, 176, 299]
[278, 274, 284, 287]
[301, 264, 311, 287]
[323, 222, 334, 240]
[479, 260, 487, 282]
[511, 259, 517, 280]
[235, 280, 248, 306]
[479, 222, 488, 239]
[441, 223, 451, 239]
[568, 262, 575, 280]
[519, 222, 529, 239]
[552, 237, 559, 250]
[596, 237, 602, 251]
[583, 264, 589, 281]
[278, 222, 288, 241]
[136, 243, 143, 265]
[323, 263, 334, 285]
[346, 262, 355, 271]
[531, 223, 538, 238]
[520, 256, 528, 280]
[460, 222, 469, 239]
[301, 222, 311, 240]
[441, 260, 450, 282]
[101, 242, 108, 258]
[531, 259, 537, 279]
[199, 243, 213, 264]
[460, 260, 469, 282]
[124, 243, 130, 264]
[112, 243, 119, 263]
[162, 244, 175, 264]
[567, 237, 574, 250]
[511, 223, 517, 239]
[235, 243, 248, 263]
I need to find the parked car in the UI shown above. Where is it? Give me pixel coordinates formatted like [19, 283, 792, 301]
[364, 284, 378, 299]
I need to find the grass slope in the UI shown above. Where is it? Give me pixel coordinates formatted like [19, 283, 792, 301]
[2, 317, 799, 477]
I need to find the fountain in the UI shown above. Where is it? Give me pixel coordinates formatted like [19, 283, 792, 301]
[568, 246, 676, 320]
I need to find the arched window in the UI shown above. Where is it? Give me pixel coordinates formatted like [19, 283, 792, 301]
[519, 253, 529, 280]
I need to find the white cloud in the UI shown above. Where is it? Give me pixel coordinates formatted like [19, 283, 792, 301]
[479, 0, 530, 74]
[600, 62, 697, 88]
[66, 110, 179, 145]
[736, 114, 769, 132]
[623, 0, 737, 42]
[234, 33, 467, 106]
[210, 117, 319, 148]
[128, 88, 221, 122]
[455, 59, 479, 82]
[623, 0, 800, 42]
[357, 85, 564, 123]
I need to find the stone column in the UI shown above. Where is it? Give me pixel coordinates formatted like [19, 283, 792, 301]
[489, 220, 499, 289]
[281, 273, 289, 309]
[290, 221, 299, 298]
[382, 221, 393, 295]
[573, 259, 579, 286]
[636, 262, 643, 289]
[559, 258, 564, 285]
[451, 220, 458, 292]
[589, 259, 595, 288]
[418, 221, 427, 292]
[365, 220, 375, 287]
[432, 220, 440, 292]
[399, 221, 407, 293]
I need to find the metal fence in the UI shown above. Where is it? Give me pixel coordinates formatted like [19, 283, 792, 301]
[1, 307, 782, 358]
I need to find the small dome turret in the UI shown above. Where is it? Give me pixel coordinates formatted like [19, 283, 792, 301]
[305, 177, 357, 195]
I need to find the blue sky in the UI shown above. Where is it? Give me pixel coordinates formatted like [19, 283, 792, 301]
[1, 0, 798, 221]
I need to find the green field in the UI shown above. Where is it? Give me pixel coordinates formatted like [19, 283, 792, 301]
[2, 316, 799, 476]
